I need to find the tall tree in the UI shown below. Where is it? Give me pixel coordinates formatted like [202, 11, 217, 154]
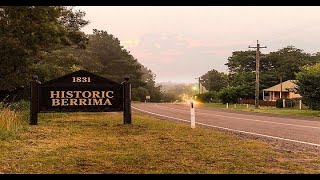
[0, 6, 89, 90]
[225, 50, 257, 74]
[72, 29, 163, 102]
[80, 30, 144, 86]
[200, 69, 228, 92]
[266, 46, 314, 82]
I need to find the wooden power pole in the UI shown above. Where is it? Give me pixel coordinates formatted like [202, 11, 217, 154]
[195, 77, 201, 94]
[249, 40, 267, 108]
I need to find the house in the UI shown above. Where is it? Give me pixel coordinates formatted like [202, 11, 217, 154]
[262, 80, 301, 101]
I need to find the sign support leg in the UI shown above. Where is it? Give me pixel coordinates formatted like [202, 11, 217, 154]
[30, 75, 40, 125]
[123, 76, 132, 124]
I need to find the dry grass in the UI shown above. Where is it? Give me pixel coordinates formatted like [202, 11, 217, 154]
[0, 108, 25, 139]
[0, 112, 319, 174]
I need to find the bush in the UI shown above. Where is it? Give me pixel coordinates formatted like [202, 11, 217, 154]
[275, 98, 283, 108]
[194, 92, 219, 103]
[8, 100, 30, 111]
[217, 86, 244, 104]
[285, 99, 295, 108]
[276, 98, 295, 108]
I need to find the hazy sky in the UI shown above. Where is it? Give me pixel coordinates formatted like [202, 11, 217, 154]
[76, 6, 320, 83]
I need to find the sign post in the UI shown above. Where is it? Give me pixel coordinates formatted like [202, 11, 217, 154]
[123, 76, 132, 124]
[30, 75, 41, 125]
[190, 100, 195, 129]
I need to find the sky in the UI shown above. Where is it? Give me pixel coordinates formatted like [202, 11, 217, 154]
[76, 6, 320, 83]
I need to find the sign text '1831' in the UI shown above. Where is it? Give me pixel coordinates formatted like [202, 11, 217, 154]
[72, 77, 91, 83]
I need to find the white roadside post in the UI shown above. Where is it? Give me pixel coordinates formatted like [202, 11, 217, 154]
[283, 99, 285, 108]
[299, 100, 302, 109]
[247, 104, 249, 109]
[190, 100, 195, 129]
[234, 104, 236, 108]
[226, 103, 229, 109]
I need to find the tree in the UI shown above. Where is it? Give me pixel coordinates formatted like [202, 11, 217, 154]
[223, 46, 316, 100]
[266, 46, 314, 82]
[200, 69, 228, 92]
[228, 71, 255, 99]
[132, 87, 149, 102]
[140, 65, 163, 102]
[225, 50, 268, 99]
[0, 6, 89, 91]
[157, 82, 196, 101]
[161, 92, 177, 102]
[225, 50, 257, 74]
[79, 30, 143, 85]
[71, 29, 163, 102]
[295, 63, 320, 110]
[217, 86, 244, 104]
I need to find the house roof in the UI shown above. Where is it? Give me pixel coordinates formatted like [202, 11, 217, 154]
[263, 80, 298, 92]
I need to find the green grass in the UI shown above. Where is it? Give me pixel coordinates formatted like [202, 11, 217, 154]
[0, 112, 319, 173]
[201, 103, 320, 118]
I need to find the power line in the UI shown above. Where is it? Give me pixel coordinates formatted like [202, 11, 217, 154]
[249, 40, 267, 109]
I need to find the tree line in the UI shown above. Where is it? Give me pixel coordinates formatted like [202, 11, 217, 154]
[198, 46, 320, 109]
[0, 6, 163, 102]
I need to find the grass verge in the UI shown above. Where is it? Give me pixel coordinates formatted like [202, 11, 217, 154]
[0, 108, 28, 140]
[201, 103, 320, 118]
[0, 112, 319, 173]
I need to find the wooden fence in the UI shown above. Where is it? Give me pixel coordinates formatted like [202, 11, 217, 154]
[238, 99, 276, 107]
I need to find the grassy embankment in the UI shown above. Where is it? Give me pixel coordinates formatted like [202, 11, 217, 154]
[0, 108, 319, 174]
[200, 103, 320, 118]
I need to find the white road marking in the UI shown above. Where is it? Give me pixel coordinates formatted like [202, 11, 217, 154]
[132, 106, 320, 147]
[154, 104, 320, 130]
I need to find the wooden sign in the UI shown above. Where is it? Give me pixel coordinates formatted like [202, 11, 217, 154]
[30, 70, 131, 125]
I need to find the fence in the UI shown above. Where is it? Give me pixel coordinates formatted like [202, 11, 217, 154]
[238, 99, 276, 107]
[239, 98, 308, 109]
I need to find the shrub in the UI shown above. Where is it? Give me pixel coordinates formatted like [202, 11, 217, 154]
[194, 92, 219, 103]
[217, 86, 244, 104]
[276, 98, 295, 108]
[8, 100, 30, 111]
[276, 98, 283, 108]
[285, 99, 295, 108]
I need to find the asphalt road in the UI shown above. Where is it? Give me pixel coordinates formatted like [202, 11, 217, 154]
[132, 103, 320, 148]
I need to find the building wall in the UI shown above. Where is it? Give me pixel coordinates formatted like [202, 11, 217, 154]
[264, 91, 301, 101]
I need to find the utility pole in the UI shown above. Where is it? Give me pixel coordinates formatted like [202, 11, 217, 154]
[280, 76, 282, 99]
[195, 77, 201, 94]
[249, 40, 267, 109]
